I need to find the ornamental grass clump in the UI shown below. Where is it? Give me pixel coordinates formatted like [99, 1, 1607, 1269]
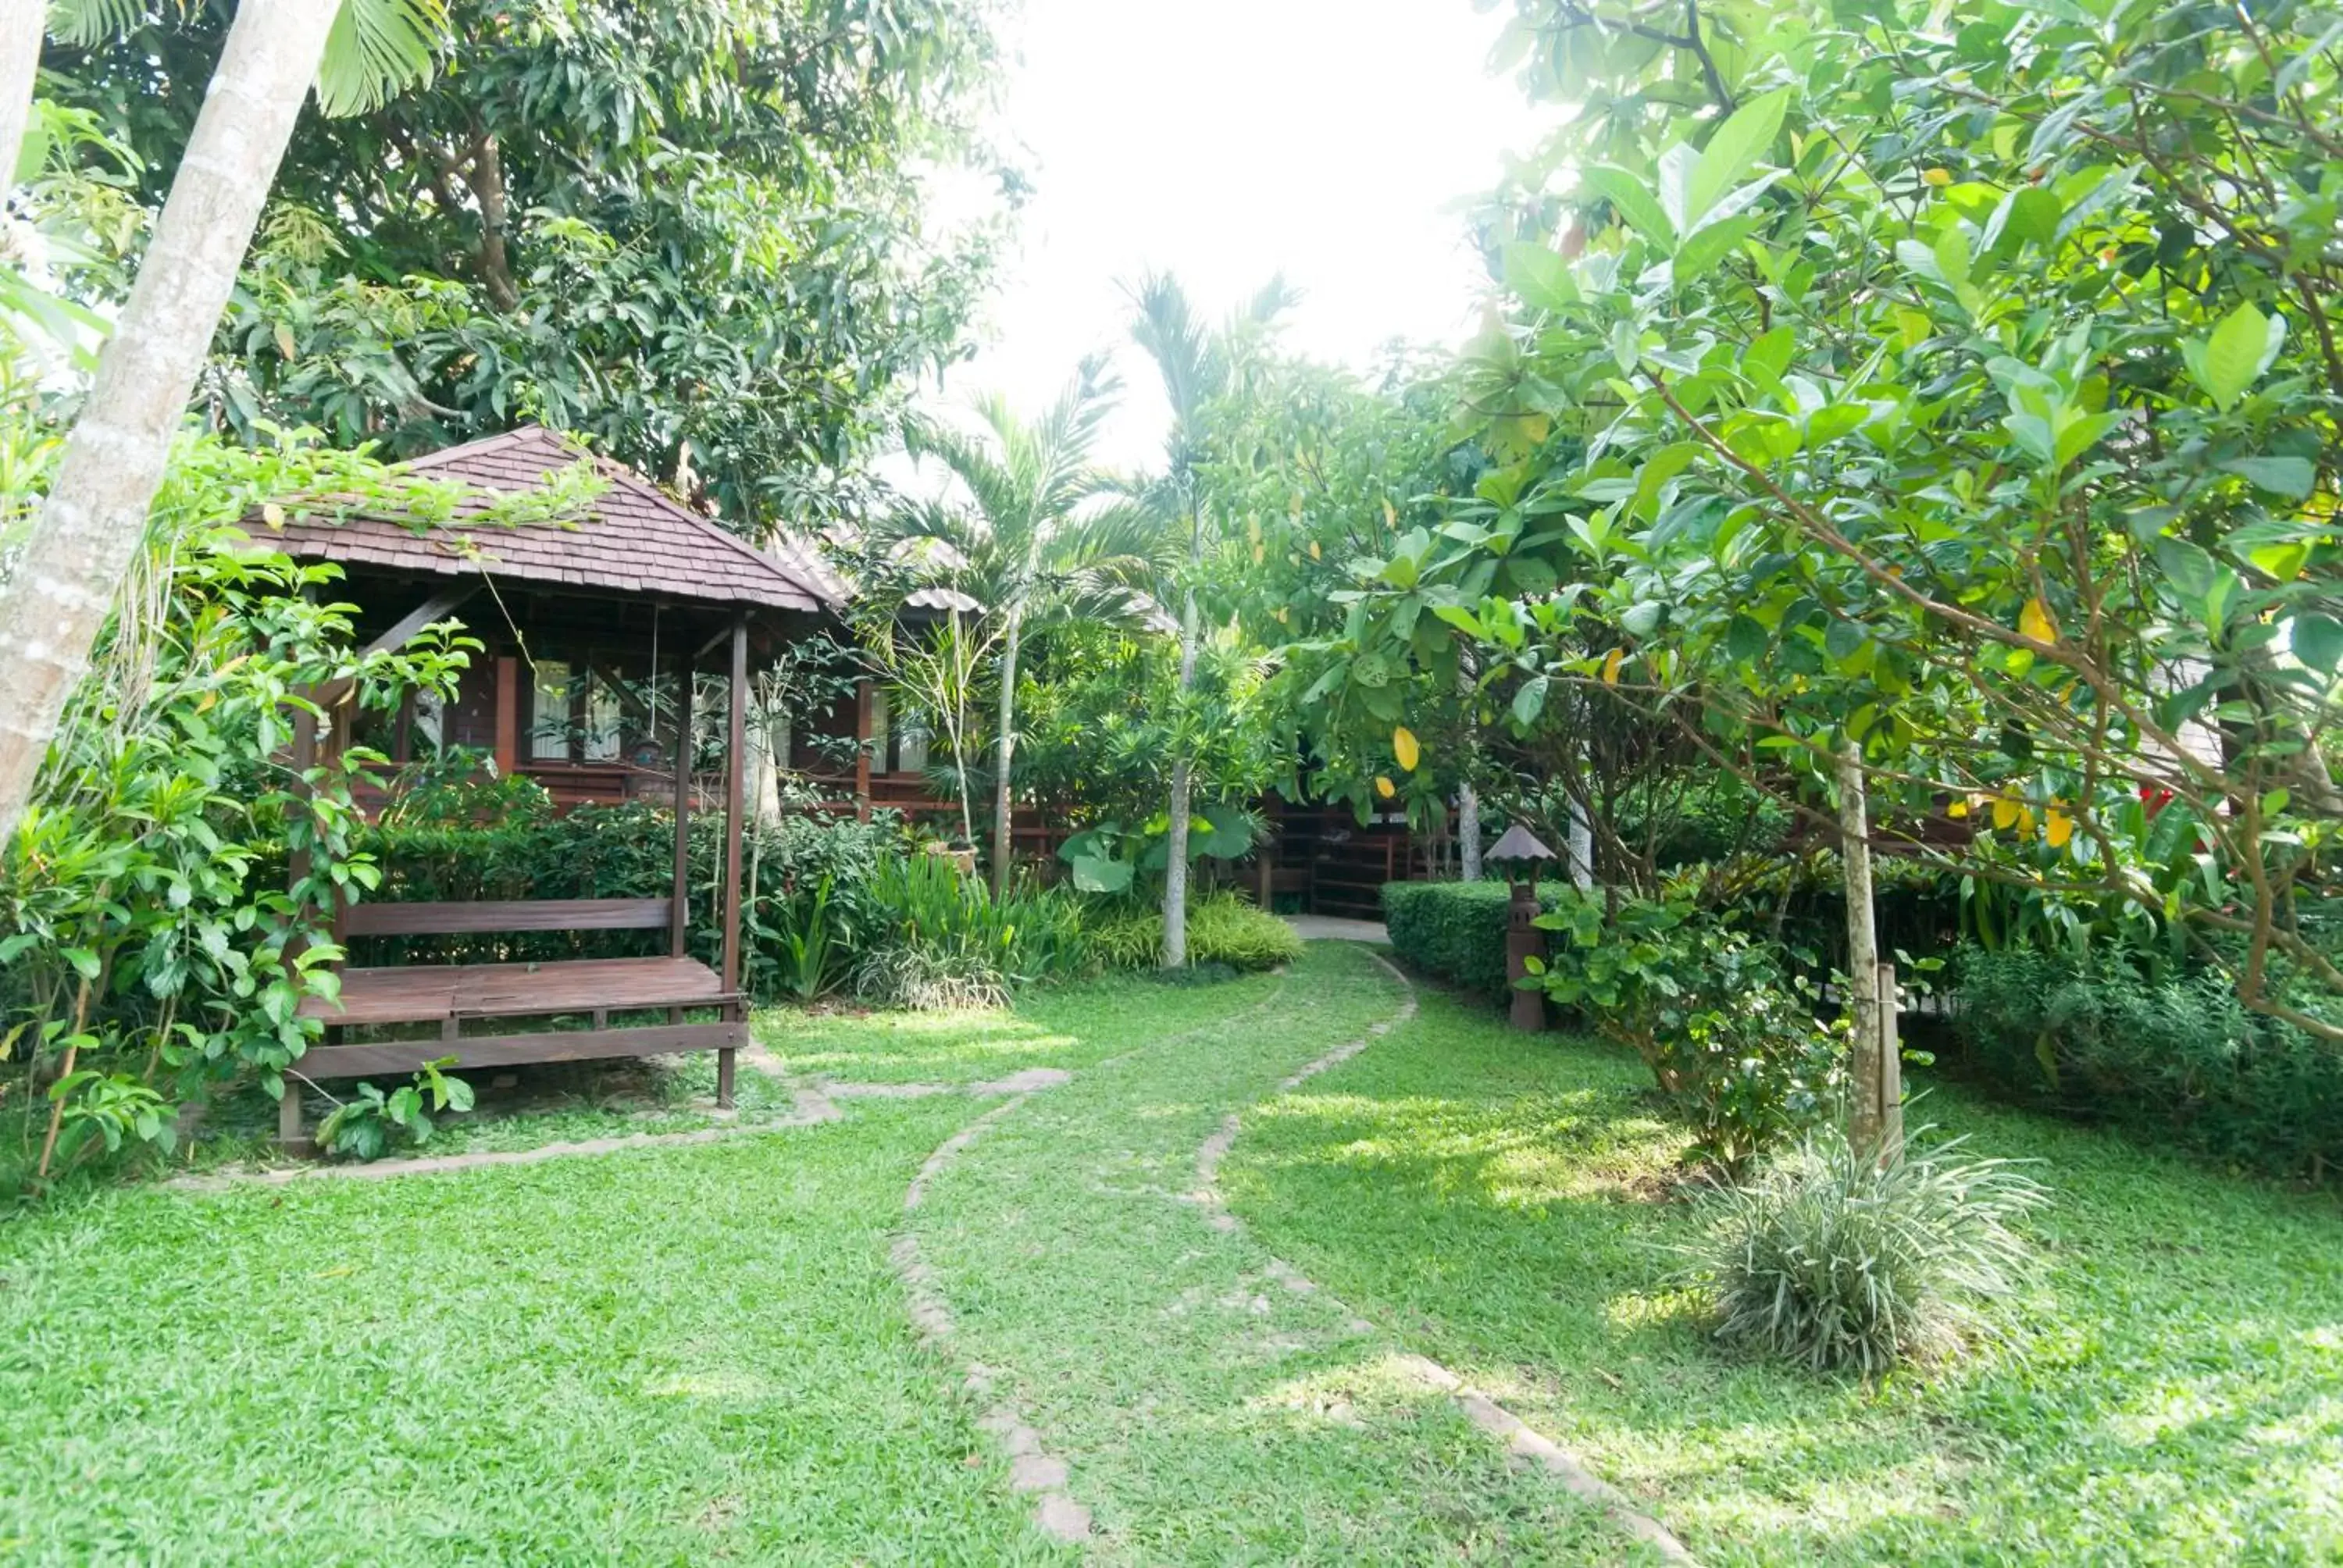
[1678, 1128, 2046, 1375]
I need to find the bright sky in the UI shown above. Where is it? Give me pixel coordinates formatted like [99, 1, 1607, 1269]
[929, 0, 1550, 473]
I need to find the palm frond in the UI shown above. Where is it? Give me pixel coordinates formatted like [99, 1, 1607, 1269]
[45, 0, 149, 49]
[314, 0, 448, 119]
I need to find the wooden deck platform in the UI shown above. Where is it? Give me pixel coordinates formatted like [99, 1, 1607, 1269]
[294, 955, 745, 1081]
[299, 955, 732, 1027]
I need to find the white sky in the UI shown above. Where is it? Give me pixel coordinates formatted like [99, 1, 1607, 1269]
[925, 0, 1550, 473]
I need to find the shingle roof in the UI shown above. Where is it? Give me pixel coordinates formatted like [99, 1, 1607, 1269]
[272, 426, 848, 614]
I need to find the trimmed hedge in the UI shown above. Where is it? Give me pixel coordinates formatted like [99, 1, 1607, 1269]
[1954, 946, 2343, 1181]
[1381, 880, 1564, 1004]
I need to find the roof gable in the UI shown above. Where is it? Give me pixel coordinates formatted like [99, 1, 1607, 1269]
[274, 426, 848, 614]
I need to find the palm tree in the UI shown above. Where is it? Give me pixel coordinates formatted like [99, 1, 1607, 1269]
[0, 0, 447, 841]
[1124, 272, 1292, 966]
[872, 362, 1164, 896]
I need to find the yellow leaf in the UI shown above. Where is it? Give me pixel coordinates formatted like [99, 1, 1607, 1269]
[2045, 807, 2074, 848]
[1308, 540, 1321, 561]
[1393, 726, 1421, 772]
[313, 1264, 356, 1279]
[1375, 775, 1396, 800]
[1252, 543, 1265, 565]
[1602, 648, 1624, 685]
[1992, 796, 2020, 830]
[1382, 498, 1398, 529]
[1923, 167, 1952, 187]
[1947, 798, 1969, 818]
[2020, 597, 2058, 643]
[2015, 806, 2035, 837]
[262, 502, 286, 529]
[1273, 606, 1288, 625]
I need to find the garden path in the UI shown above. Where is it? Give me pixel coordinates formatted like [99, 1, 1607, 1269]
[894, 941, 1696, 1563]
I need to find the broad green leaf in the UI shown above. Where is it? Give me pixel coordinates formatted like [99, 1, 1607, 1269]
[1685, 90, 1788, 231]
[1503, 243, 1576, 312]
[1672, 212, 1763, 286]
[2292, 611, 2343, 675]
[1582, 165, 1675, 247]
[2154, 536, 2216, 600]
[1511, 675, 1550, 726]
[2220, 456, 2316, 499]
[2192, 301, 2270, 410]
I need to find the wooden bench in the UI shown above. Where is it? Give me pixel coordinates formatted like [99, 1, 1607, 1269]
[287, 896, 745, 1144]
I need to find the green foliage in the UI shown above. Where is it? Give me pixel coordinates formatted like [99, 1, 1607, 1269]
[1380, 880, 1560, 1004]
[1084, 892, 1298, 974]
[1056, 801, 1262, 896]
[0, 433, 503, 1185]
[846, 853, 1091, 1010]
[1678, 1128, 2046, 1376]
[1956, 946, 2343, 1181]
[45, 0, 1013, 536]
[314, 1055, 476, 1162]
[1431, 0, 2343, 1034]
[1532, 889, 1846, 1168]
[358, 792, 899, 1001]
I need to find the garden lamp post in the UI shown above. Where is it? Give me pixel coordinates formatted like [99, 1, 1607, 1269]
[1488, 824, 1557, 1032]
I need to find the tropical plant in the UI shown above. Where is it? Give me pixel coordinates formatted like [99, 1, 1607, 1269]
[866, 362, 1164, 893]
[1531, 887, 1846, 1167]
[1082, 890, 1299, 974]
[1401, 0, 2343, 1043]
[2, 0, 453, 845]
[40, 0, 1011, 540]
[1123, 271, 1294, 964]
[1678, 1127, 2047, 1375]
[315, 1054, 475, 1162]
[847, 851, 1091, 1009]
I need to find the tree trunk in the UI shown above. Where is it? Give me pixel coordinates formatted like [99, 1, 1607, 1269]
[990, 609, 1022, 897]
[1, 4, 41, 194]
[0, 0, 340, 843]
[1161, 586, 1201, 968]
[1457, 781, 1482, 882]
[1835, 739, 1887, 1161]
[1566, 793, 1595, 891]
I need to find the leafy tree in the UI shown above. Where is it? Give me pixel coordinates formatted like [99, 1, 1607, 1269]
[41, 0, 1015, 537]
[865, 364, 1162, 894]
[2, 0, 444, 846]
[1414, 0, 2343, 1038]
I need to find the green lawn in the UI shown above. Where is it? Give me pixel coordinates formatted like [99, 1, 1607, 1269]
[0, 1099, 1061, 1566]
[4, 941, 2335, 1565]
[1223, 967, 2343, 1566]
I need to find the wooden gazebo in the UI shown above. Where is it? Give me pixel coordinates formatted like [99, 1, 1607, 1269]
[273, 426, 847, 1146]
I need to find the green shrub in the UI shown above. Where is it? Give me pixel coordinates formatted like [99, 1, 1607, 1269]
[1085, 893, 1298, 973]
[1380, 880, 1562, 1003]
[1188, 893, 1302, 971]
[361, 792, 910, 1003]
[1954, 945, 2343, 1181]
[849, 946, 1009, 1012]
[316, 1057, 476, 1163]
[847, 853, 1093, 1010]
[1678, 1128, 2045, 1375]
[1534, 889, 1846, 1170]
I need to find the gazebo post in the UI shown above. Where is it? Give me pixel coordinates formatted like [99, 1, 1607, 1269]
[718, 615, 747, 1108]
[669, 646, 694, 1016]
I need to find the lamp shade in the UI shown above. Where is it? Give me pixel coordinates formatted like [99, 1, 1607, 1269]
[1487, 824, 1557, 864]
